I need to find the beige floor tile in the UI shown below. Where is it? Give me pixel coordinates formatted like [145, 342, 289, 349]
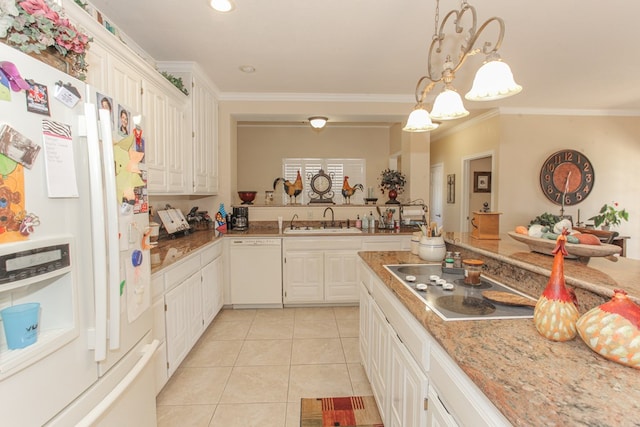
[157, 367, 232, 406]
[337, 317, 359, 337]
[246, 319, 294, 339]
[333, 306, 359, 320]
[348, 363, 374, 396]
[235, 339, 292, 366]
[288, 364, 353, 402]
[285, 401, 301, 427]
[220, 365, 290, 403]
[203, 320, 251, 341]
[156, 404, 215, 427]
[182, 339, 243, 367]
[294, 306, 336, 322]
[254, 307, 296, 321]
[341, 337, 361, 363]
[215, 308, 257, 322]
[293, 319, 339, 338]
[209, 403, 287, 427]
[291, 338, 345, 365]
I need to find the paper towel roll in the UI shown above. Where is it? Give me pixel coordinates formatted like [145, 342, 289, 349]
[402, 207, 424, 217]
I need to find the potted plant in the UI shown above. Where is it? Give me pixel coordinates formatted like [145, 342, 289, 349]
[0, 0, 91, 79]
[589, 202, 629, 230]
[379, 168, 406, 204]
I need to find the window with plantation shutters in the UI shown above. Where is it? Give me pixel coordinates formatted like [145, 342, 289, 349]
[281, 158, 366, 205]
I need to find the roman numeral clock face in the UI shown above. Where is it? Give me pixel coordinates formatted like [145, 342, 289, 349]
[539, 149, 595, 205]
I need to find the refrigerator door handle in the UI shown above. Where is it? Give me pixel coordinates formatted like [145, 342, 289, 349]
[98, 108, 122, 350]
[84, 104, 108, 361]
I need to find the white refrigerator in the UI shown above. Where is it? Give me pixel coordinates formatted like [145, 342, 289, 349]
[0, 44, 157, 426]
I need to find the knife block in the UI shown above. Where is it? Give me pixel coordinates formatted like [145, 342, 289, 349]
[471, 211, 502, 240]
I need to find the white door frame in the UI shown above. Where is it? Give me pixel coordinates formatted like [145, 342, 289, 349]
[460, 150, 496, 232]
[430, 162, 444, 227]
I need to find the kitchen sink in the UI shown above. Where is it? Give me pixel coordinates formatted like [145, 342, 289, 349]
[284, 227, 362, 234]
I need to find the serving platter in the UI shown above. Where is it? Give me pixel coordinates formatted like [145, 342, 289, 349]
[507, 231, 621, 259]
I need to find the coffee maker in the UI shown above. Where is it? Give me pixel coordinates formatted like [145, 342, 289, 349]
[232, 206, 249, 231]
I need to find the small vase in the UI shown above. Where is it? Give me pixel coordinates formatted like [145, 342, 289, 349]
[386, 189, 400, 204]
[601, 225, 610, 231]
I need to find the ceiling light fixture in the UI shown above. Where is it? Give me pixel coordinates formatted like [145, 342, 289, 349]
[210, 0, 234, 12]
[403, 0, 522, 132]
[308, 116, 328, 129]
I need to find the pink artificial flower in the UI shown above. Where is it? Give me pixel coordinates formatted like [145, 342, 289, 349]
[19, 0, 59, 23]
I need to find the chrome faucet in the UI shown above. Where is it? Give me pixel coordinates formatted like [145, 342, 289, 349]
[290, 213, 299, 230]
[323, 207, 335, 227]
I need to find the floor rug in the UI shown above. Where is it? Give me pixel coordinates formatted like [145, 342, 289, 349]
[300, 396, 383, 427]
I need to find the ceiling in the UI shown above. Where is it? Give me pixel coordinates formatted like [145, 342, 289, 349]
[88, 0, 640, 132]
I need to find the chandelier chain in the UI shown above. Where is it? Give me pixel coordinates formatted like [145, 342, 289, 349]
[433, 0, 440, 41]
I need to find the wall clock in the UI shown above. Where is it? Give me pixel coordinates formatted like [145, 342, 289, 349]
[308, 169, 335, 204]
[539, 149, 595, 206]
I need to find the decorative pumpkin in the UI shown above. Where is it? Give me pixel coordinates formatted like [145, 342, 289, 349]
[533, 229, 580, 341]
[577, 289, 640, 369]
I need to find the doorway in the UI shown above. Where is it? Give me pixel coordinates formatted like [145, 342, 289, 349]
[461, 152, 495, 232]
[430, 163, 443, 228]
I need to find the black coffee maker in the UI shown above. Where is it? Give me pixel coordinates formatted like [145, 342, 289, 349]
[232, 206, 249, 231]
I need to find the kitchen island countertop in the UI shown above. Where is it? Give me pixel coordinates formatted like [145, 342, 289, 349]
[359, 241, 640, 427]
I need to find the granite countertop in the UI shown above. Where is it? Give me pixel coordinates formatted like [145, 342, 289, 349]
[359, 241, 640, 426]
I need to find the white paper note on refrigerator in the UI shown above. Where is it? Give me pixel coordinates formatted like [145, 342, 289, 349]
[42, 120, 79, 198]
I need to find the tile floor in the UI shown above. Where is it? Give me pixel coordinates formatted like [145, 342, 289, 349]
[156, 306, 371, 427]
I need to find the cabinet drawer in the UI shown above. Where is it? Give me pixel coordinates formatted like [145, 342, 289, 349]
[284, 237, 362, 251]
[164, 254, 200, 291]
[200, 241, 222, 265]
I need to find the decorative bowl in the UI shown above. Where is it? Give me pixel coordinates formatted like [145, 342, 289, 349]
[238, 191, 257, 204]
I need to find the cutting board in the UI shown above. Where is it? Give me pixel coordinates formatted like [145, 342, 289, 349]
[482, 290, 537, 307]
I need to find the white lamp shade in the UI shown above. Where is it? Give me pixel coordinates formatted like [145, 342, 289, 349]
[403, 107, 439, 132]
[309, 117, 328, 129]
[465, 59, 522, 101]
[430, 88, 469, 121]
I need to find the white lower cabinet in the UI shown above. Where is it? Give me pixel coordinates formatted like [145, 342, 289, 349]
[153, 241, 224, 388]
[283, 238, 361, 304]
[359, 259, 512, 427]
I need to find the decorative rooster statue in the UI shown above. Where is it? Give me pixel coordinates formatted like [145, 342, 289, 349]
[341, 176, 363, 204]
[273, 170, 303, 204]
[533, 228, 580, 342]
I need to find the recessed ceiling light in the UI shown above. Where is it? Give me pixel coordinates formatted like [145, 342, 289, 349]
[239, 65, 256, 73]
[210, 0, 234, 12]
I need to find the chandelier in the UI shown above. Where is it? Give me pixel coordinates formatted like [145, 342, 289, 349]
[403, 0, 522, 132]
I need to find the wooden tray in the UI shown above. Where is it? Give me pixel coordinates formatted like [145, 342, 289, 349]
[482, 290, 537, 307]
[507, 231, 621, 259]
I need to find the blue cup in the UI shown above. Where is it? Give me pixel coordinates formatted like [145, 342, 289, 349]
[1, 303, 40, 349]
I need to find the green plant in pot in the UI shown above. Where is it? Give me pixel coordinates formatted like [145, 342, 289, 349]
[589, 202, 629, 229]
[379, 169, 405, 204]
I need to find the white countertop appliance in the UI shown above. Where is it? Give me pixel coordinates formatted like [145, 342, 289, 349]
[0, 44, 157, 426]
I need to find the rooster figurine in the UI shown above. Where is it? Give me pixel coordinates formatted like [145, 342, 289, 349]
[341, 176, 363, 204]
[533, 228, 580, 342]
[273, 170, 303, 204]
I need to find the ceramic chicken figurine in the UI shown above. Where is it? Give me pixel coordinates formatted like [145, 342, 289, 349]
[273, 170, 303, 204]
[341, 176, 363, 204]
[533, 229, 580, 341]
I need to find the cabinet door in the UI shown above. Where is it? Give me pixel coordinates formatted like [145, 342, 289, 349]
[185, 272, 204, 348]
[191, 79, 218, 194]
[108, 55, 142, 113]
[283, 251, 324, 303]
[359, 281, 371, 376]
[389, 334, 429, 427]
[142, 80, 167, 193]
[201, 255, 223, 327]
[428, 386, 458, 427]
[166, 95, 189, 193]
[324, 251, 359, 302]
[85, 40, 108, 92]
[370, 301, 390, 424]
[164, 281, 189, 377]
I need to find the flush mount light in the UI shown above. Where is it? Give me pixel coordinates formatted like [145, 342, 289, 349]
[308, 117, 328, 129]
[210, 0, 234, 12]
[239, 65, 256, 73]
[403, 0, 522, 132]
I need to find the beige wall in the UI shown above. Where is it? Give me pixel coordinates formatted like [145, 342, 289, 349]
[433, 113, 640, 259]
[236, 124, 391, 201]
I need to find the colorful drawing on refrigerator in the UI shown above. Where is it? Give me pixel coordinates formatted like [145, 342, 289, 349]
[0, 70, 11, 101]
[0, 160, 26, 243]
[113, 126, 147, 212]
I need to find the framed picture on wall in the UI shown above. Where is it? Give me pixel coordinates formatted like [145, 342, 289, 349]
[474, 171, 491, 193]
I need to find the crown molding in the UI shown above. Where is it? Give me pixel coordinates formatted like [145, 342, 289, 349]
[217, 91, 413, 103]
[497, 107, 640, 117]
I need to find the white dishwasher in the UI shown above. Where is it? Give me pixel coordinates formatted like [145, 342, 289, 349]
[230, 238, 283, 307]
